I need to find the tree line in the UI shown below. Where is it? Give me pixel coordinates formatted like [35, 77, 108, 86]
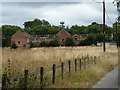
[1, 18, 120, 47]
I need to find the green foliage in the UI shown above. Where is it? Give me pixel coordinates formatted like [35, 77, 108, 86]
[86, 23, 102, 34]
[68, 25, 87, 34]
[28, 25, 49, 35]
[79, 34, 104, 46]
[65, 38, 75, 46]
[11, 43, 18, 49]
[1, 20, 117, 48]
[30, 42, 40, 48]
[117, 32, 120, 47]
[23, 18, 50, 29]
[2, 25, 23, 47]
[48, 40, 59, 47]
[40, 41, 48, 47]
[48, 26, 61, 34]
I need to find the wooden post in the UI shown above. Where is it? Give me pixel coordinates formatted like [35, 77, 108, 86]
[94, 56, 97, 64]
[61, 62, 64, 79]
[24, 70, 28, 89]
[79, 59, 81, 70]
[68, 60, 71, 76]
[52, 64, 56, 84]
[40, 67, 43, 88]
[88, 58, 89, 65]
[2, 74, 7, 89]
[84, 58, 86, 69]
[75, 59, 77, 72]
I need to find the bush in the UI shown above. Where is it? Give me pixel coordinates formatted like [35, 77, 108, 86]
[117, 32, 120, 47]
[65, 37, 75, 46]
[79, 34, 96, 46]
[30, 42, 40, 48]
[40, 41, 48, 47]
[48, 40, 59, 47]
[11, 43, 18, 49]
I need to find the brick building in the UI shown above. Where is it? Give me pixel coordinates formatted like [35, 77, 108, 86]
[11, 30, 35, 49]
[11, 29, 86, 48]
[56, 29, 71, 45]
[72, 34, 81, 45]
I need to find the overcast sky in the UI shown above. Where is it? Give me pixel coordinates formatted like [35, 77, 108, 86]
[1, 0, 118, 28]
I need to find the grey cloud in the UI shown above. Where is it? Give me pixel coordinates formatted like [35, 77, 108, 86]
[1, 1, 118, 28]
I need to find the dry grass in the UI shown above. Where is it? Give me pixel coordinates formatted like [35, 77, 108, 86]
[47, 48, 118, 88]
[2, 46, 118, 76]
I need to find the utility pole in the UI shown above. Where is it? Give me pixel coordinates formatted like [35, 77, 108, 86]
[113, 0, 120, 48]
[116, 21, 118, 48]
[103, 0, 106, 52]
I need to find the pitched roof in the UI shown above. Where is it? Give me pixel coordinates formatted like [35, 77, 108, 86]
[56, 29, 71, 36]
[12, 30, 35, 40]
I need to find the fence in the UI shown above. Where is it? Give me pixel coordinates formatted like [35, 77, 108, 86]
[2, 56, 98, 88]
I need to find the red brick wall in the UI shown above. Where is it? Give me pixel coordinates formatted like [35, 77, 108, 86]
[56, 30, 71, 45]
[11, 31, 30, 49]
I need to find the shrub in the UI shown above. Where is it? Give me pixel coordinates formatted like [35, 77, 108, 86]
[11, 43, 18, 49]
[79, 35, 96, 46]
[117, 32, 120, 47]
[48, 40, 59, 47]
[40, 41, 48, 47]
[30, 42, 40, 48]
[65, 37, 75, 46]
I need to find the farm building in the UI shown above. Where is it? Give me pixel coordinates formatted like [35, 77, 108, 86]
[11, 30, 35, 49]
[56, 29, 71, 45]
[11, 29, 86, 48]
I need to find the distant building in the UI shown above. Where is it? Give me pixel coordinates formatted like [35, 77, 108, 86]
[11, 29, 86, 48]
[11, 30, 35, 49]
[56, 29, 71, 45]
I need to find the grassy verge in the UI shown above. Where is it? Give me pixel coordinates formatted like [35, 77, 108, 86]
[46, 51, 118, 88]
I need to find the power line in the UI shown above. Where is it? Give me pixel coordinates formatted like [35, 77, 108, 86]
[92, 0, 113, 25]
[92, 0, 103, 3]
[105, 9, 113, 24]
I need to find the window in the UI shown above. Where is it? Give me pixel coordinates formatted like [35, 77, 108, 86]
[18, 41, 20, 44]
[75, 38, 77, 40]
[62, 39, 64, 42]
[23, 45, 26, 47]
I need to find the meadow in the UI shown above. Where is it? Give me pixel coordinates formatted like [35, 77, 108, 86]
[2, 46, 118, 75]
[1, 46, 119, 88]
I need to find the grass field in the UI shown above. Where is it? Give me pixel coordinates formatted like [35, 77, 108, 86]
[1, 46, 119, 88]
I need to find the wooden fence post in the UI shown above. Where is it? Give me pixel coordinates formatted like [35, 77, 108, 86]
[88, 58, 89, 65]
[2, 73, 7, 89]
[84, 58, 86, 69]
[40, 67, 43, 88]
[75, 59, 77, 72]
[79, 59, 81, 70]
[24, 70, 28, 89]
[61, 62, 64, 79]
[68, 60, 71, 76]
[94, 56, 97, 64]
[52, 64, 56, 84]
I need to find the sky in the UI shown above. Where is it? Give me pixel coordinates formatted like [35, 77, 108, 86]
[1, 0, 118, 28]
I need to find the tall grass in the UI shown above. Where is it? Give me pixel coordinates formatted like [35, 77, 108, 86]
[47, 49, 118, 88]
[2, 46, 118, 76]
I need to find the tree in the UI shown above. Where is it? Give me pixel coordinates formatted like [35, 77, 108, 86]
[23, 18, 42, 29]
[47, 26, 60, 34]
[79, 34, 98, 46]
[2, 25, 23, 47]
[65, 38, 75, 46]
[42, 19, 50, 27]
[28, 25, 49, 35]
[11, 43, 18, 49]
